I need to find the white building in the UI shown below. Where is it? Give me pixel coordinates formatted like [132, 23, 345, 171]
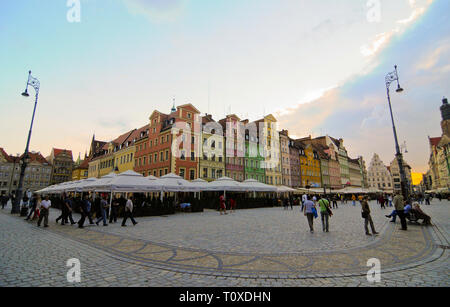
[367, 153, 393, 193]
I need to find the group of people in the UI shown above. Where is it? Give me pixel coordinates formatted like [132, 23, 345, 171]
[21, 193, 139, 228]
[219, 194, 236, 215]
[298, 191, 433, 236]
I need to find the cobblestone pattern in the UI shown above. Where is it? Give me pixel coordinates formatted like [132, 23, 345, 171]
[0, 200, 448, 287]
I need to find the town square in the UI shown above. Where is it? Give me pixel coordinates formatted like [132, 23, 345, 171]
[1, 0, 449, 291]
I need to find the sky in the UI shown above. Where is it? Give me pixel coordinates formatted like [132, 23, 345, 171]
[0, 0, 448, 174]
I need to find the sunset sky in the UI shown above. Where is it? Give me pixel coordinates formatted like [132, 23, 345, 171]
[1, 0, 449, 174]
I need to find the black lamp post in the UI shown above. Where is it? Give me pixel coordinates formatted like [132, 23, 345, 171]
[11, 71, 40, 214]
[385, 65, 409, 200]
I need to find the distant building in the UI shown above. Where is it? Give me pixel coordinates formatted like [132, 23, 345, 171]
[47, 148, 73, 185]
[427, 97, 450, 190]
[0, 149, 52, 195]
[348, 157, 363, 188]
[199, 114, 225, 181]
[390, 157, 413, 194]
[367, 153, 393, 194]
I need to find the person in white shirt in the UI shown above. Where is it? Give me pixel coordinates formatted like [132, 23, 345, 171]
[38, 195, 51, 227]
[121, 196, 138, 227]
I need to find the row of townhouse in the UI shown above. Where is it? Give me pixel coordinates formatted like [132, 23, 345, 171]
[85, 103, 368, 189]
[0, 147, 74, 195]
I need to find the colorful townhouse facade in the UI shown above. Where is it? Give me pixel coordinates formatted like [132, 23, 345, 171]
[242, 120, 265, 183]
[219, 114, 245, 182]
[199, 114, 225, 181]
[255, 115, 282, 186]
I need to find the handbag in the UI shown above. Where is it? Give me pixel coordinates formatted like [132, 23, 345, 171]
[361, 211, 369, 219]
[326, 206, 333, 216]
[312, 207, 318, 219]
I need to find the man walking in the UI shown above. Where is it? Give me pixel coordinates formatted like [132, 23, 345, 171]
[122, 195, 138, 226]
[1, 193, 8, 209]
[318, 196, 331, 232]
[303, 195, 316, 233]
[78, 195, 94, 228]
[96, 195, 109, 226]
[393, 192, 407, 231]
[109, 197, 119, 224]
[37, 195, 51, 228]
[25, 194, 37, 221]
[361, 196, 379, 236]
[332, 195, 338, 209]
[62, 194, 76, 225]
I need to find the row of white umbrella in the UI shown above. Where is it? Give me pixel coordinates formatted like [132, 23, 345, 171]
[36, 170, 287, 195]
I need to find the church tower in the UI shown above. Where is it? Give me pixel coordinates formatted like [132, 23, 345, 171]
[440, 97, 450, 137]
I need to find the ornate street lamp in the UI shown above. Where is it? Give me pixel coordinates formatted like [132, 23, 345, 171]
[385, 65, 409, 200]
[11, 71, 40, 214]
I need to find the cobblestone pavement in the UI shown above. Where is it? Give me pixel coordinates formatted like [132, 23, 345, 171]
[0, 200, 448, 287]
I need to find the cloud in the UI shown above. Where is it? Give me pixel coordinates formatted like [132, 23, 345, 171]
[124, 0, 187, 22]
[360, 0, 434, 58]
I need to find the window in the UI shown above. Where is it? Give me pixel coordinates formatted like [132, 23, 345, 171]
[190, 169, 195, 180]
[180, 168, 185, 179]
[180, 151, 185, 160]
[191, 151, 195, 161]
[160, 151, 164, 162]
[160, 170, 163, 177]
[154, 153, 158, 162]
[166, 150, 169, 161]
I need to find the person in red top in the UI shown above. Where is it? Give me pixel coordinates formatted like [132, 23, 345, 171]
[229, 198, 236, 213]
[219, 194, 227, 215]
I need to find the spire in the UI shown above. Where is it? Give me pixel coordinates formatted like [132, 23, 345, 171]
[171, 98, 176, 113]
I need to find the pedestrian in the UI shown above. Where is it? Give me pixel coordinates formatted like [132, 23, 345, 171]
[425, 194, 431, 205]
[78, 195, 94, 228]
[393, 192, 407, 231]
[229, 197, 236, 213]
[56, 193, 67, 224]
[1, 193, 8, 209]
[283, 197, 289, 210]
[37, 195, 51, 228]
[388, 195, 393, 207]
[318, 196, 331, 232]
[96, 195, 109, 226]
[302, 195, 316, 233]
[122, 195, 138, 226]
[380, 194, 386, 209]
[332, 195, 338, 209]
[109, 197, 119, 224]
[301, 193, 307, 211]
[62, 194, 76, 225]
[361, 196, 379, 236]
[219, 194, 227, 215]
[289, 196, 293, 210]
[25, 194, 37, 221]
[351, 194, 356, 206]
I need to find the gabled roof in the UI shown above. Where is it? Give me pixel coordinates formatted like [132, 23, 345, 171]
[53, 148, 73, 159]
[177, 103, 201, 114]
[0, 148, 13, 163]
[23, 152, 50, 165]
[429, 137, 442, 147]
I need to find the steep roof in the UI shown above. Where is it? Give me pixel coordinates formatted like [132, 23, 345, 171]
[53, 148, 73, 159]
[0, 148, 13, 163]
[429, 137, 442, 147]
[23, 152, 50, 165]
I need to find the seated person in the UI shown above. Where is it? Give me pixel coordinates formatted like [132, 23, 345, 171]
[411, 203, 432, 225]
[385, 203, 412, 222]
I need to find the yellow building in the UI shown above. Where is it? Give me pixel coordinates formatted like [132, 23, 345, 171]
[255, 114, 282, 185]
[199, 114, 225, 181]
[72, 158, 89, 181]
[296, 141, 321, 188]
[87, 126, 147, 178]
